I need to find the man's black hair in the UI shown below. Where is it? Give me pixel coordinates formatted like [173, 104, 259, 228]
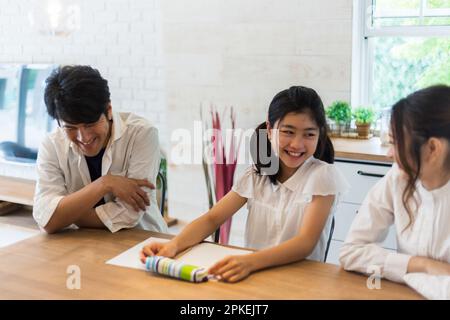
[44, 65, 111, 124]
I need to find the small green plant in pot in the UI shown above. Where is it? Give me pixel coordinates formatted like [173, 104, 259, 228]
[353, 107, 376, 138]
[326, 101, 352, 136]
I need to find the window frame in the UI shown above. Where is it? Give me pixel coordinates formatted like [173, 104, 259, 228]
[351, 0, 450, 109]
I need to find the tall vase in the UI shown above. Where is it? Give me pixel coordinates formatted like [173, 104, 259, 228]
[215, 163, 235, 244]
[202, 106, 239, 245]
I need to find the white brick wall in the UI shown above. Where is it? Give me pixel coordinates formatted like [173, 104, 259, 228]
[0, 0, 167, 179]
[0, 1, 354, 246]
[162, 0, 354, 245]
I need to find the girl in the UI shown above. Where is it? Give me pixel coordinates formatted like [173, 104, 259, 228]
[340, 85, 450, 284]
[142, 86, 348, 282]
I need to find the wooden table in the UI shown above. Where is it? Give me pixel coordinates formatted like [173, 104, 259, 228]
[0, 228, 422, 299]
[332, 137, 392, 163]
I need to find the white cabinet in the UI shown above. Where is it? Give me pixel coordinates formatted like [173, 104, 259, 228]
[333, 202, 360, 241]
[326, 159, 397, 265]
[336, 161, 391, 204]
[326, 240, 344, 267]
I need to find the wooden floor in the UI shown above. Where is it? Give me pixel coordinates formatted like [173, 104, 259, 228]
[0, 206, 38, 230]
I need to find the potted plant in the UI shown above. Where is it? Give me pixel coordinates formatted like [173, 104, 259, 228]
[352, 107, 376, 138]
[326, 101, 352, 136]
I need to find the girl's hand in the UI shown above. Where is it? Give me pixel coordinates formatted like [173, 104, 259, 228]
[408, 256, 450, 276]
[208, 254, 256, 283]
[140, 241, 178, 263]
[424, 258, 450, 276]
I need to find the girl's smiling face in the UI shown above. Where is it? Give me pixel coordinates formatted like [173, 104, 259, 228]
[268, 111, 320, 175]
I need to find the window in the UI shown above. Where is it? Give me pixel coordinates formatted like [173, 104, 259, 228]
[352, 0, 450, 111]
[0, 65, 20, 144]
[0, 64, 56, 163]
[19, 65, 57, 150]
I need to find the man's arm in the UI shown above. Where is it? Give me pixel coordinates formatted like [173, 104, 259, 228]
[74, 208, 105, 228]
[33, 135, 154, 233]
[71, 175, 156, 229]
[44, 174, 155, 233]
[94, 125, 163, 233]
[44, 177, 109, 233]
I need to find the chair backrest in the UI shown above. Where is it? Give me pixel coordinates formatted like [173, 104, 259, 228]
[0, 141, 37, 163]
[324, 216, 335, 262]
[213, 227, 220, 243]
[156, 171, 166, 216]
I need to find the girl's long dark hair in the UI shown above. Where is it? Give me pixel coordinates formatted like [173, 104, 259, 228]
[391, 85, 450, 230]
[251, 86, 334, 184]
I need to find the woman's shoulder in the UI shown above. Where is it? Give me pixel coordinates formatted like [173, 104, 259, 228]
[373, 163, 405, 192]
[299, 158, 350, 196]
[232, 165, 269, 199]
[236, 165, 267, 183]
[305, 158, 339, 176]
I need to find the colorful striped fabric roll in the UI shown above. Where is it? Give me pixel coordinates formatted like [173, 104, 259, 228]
[144, 256, 209, 283]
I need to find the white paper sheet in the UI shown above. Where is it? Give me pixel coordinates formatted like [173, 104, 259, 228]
[106, 236, 252, 270]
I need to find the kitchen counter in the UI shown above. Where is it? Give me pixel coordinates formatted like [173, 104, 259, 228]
[331, 137, 392, 164]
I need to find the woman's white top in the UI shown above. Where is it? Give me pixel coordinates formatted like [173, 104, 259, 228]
[404, 273, 450, 300]
[339, 164, 450, 283]
[232, 156, 349, 262]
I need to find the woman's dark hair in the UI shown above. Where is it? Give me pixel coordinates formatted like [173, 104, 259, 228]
[44, 65, 111, 124]
[391, 84, 450, 230]
[251, 86, 334, 184]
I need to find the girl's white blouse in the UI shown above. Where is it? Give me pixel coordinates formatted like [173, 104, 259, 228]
[340, 164, 450, 283]
[232, 156, 349, 262]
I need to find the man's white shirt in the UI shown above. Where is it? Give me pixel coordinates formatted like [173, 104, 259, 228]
[33, 112, 168, 233]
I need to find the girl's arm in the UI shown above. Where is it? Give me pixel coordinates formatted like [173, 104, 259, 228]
[407, 256, 450, 276]
[340, 167, 449, 281]
[338, 168, 411, 283]
[142, 191, 247, 258]
[208, 194, 335, 282]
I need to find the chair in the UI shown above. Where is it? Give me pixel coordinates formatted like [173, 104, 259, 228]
[324, 216, 335, 262]
[213, 217, 336, 256]
[0, 141, 37, 163]
[213, 227, 220, 243]
[156, 171, 166, 216]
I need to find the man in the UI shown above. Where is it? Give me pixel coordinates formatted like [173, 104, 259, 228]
[33, 65, 168, 234]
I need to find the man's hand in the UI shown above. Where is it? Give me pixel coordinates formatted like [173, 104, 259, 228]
[102, 175, 155, 211]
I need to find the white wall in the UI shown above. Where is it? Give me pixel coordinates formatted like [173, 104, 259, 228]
[0, 0, 166, 178]
[0, 1, 354, 245]
[162, 0, 354, 235]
